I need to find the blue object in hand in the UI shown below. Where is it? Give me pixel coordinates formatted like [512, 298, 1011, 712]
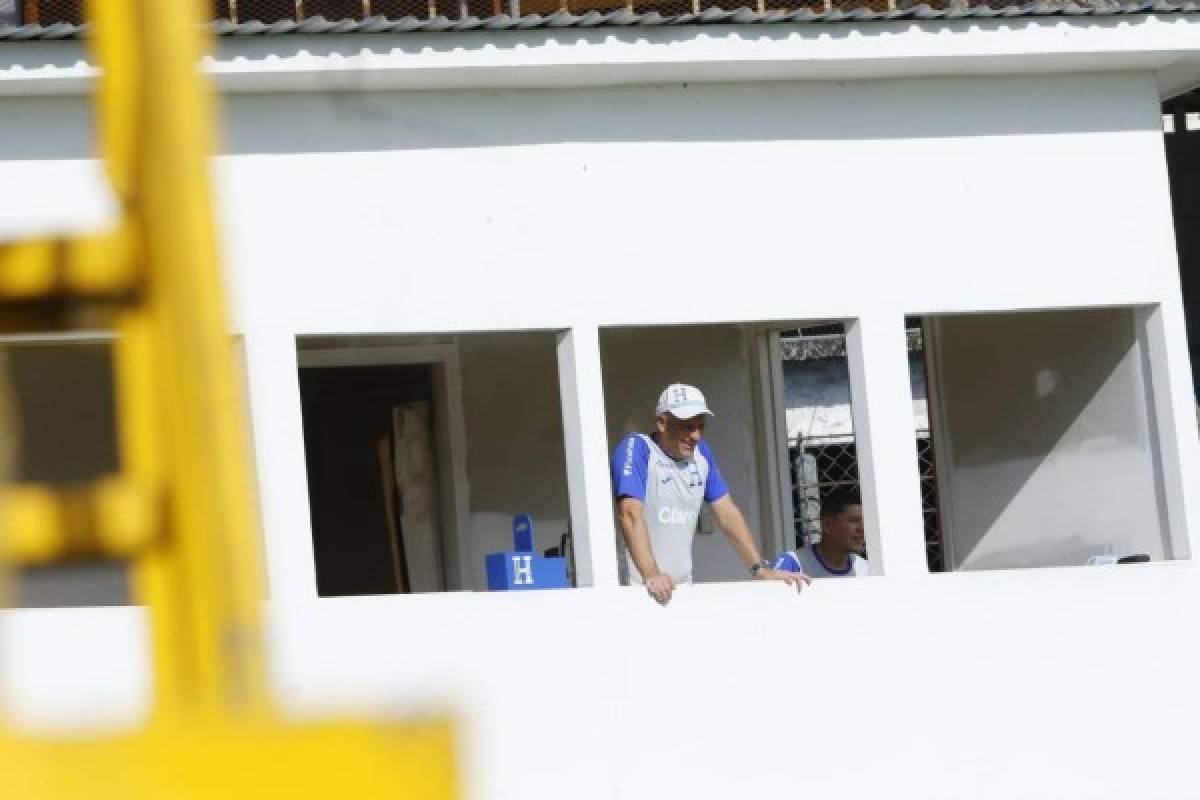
[485, 514, 569, 591]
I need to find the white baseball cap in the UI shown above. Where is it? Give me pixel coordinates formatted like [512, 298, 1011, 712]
[655, 383, 714, 420]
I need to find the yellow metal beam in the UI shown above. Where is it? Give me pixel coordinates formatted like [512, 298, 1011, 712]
[2, 718, 457, 799]
[0, 0, 457, 795]
[117, 0, 268, 719]
[0, 477, 159, 564]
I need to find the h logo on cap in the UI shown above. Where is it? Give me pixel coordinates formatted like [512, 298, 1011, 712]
[656, 383, 714, 420]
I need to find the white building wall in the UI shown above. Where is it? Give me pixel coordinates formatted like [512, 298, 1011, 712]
[2, 65, 1200, 800]
[213, 73, 1181, 334]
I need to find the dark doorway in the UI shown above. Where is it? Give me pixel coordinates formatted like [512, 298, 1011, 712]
[299, 363, 444, 597]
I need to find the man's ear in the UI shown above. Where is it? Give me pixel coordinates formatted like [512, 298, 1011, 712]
[654, 414, 668, 434]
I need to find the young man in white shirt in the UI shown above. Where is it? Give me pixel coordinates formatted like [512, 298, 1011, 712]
[610, 383, 809, 605]
[774, 488, 868, 578]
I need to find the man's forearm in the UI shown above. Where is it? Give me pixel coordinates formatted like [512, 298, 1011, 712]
[618, 501, 662, 580]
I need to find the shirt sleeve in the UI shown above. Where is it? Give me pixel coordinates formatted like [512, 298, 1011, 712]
[697, 440, 729, 503]
[611, 434, 649, 501]
[773, 551, 802, 572]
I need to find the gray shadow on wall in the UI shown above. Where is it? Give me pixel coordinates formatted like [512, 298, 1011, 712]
[216, 73, 1160, 154]
[935, 307, 1159, 569]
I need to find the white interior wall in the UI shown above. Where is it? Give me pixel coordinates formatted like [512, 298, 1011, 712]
[599, 325, 764, 582]
[934, 308, 1169, 569]
[457, 332, 571, 589]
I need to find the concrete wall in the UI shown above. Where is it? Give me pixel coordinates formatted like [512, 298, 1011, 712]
[2, 66, 1200, 800]
[7, 571, 1200, 800]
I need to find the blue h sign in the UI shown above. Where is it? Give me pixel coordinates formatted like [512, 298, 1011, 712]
[485, 514, 569, 591]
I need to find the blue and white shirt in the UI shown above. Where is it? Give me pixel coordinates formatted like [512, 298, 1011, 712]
[774, 548, 868, 578]
[611, 433, 729, 585]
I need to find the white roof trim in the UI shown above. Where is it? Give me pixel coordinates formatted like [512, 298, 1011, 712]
[2, 14, 1200, 96]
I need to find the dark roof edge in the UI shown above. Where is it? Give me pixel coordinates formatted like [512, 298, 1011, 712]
[3, 3, 1200, 40]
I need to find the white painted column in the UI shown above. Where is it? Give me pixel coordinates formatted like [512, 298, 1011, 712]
[556, 325, 619, 587]
[240, 329, 319, 600]
[1139, 302, 1200, 560]
[845, 314, 928, 577]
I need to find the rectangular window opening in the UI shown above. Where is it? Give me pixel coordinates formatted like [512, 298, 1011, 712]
[296, 331, 577, 596]
[600, 321, 877, 585]
[779, 320, 943, 574]
[916, 306, 1178, 571]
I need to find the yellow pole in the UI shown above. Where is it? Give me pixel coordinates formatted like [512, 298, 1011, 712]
[121, 0, 269, 722]
[0, 4, 456, 795]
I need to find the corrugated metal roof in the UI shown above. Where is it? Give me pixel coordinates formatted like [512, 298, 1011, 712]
[1, 2, 1198, 40]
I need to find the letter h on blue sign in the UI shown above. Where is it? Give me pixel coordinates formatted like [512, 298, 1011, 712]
[485, 514, 569, 591]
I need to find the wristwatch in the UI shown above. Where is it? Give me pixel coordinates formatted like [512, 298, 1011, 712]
[749, 559, 771, 577]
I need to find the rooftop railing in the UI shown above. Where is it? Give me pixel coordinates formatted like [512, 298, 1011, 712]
[20, 0, 939, 27]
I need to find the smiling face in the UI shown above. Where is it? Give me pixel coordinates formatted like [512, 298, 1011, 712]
[821, 503, 865, 556]
[655, 412, 706, 460]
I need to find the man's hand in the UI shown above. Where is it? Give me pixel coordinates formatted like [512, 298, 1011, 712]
[644, 573, 676, 605]
[756, 568, 810, 591]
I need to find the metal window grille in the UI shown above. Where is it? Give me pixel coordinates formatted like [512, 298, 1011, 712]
[761, 0, 824, 11]
[307, 0, 369, 20]
[19, 0, 988, 23]
[789, 435, 859, 546]
[630, 0, 695, 16]
[789, 433, 944, 572]
[229, 0, 301, 23]
[22, 0, 83, 25]
[916, 433, 944, 572]
[221, 0, 481, 20]
[368, 0, 436, 19]
[783, 321, 946, 572]
[18, 0, 1048, 24]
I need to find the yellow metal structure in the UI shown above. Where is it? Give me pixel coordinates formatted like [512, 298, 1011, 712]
[0, 1, 456, 796]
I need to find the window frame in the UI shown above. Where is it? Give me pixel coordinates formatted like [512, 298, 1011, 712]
[296, 342, 472, 592]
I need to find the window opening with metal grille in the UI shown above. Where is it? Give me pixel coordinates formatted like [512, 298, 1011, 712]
[781, 320, 945, 572]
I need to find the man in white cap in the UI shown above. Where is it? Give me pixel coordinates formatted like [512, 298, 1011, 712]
[610, 383, 809, 604]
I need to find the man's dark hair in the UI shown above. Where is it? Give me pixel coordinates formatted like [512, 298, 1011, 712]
[820, 487, 862, 519]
